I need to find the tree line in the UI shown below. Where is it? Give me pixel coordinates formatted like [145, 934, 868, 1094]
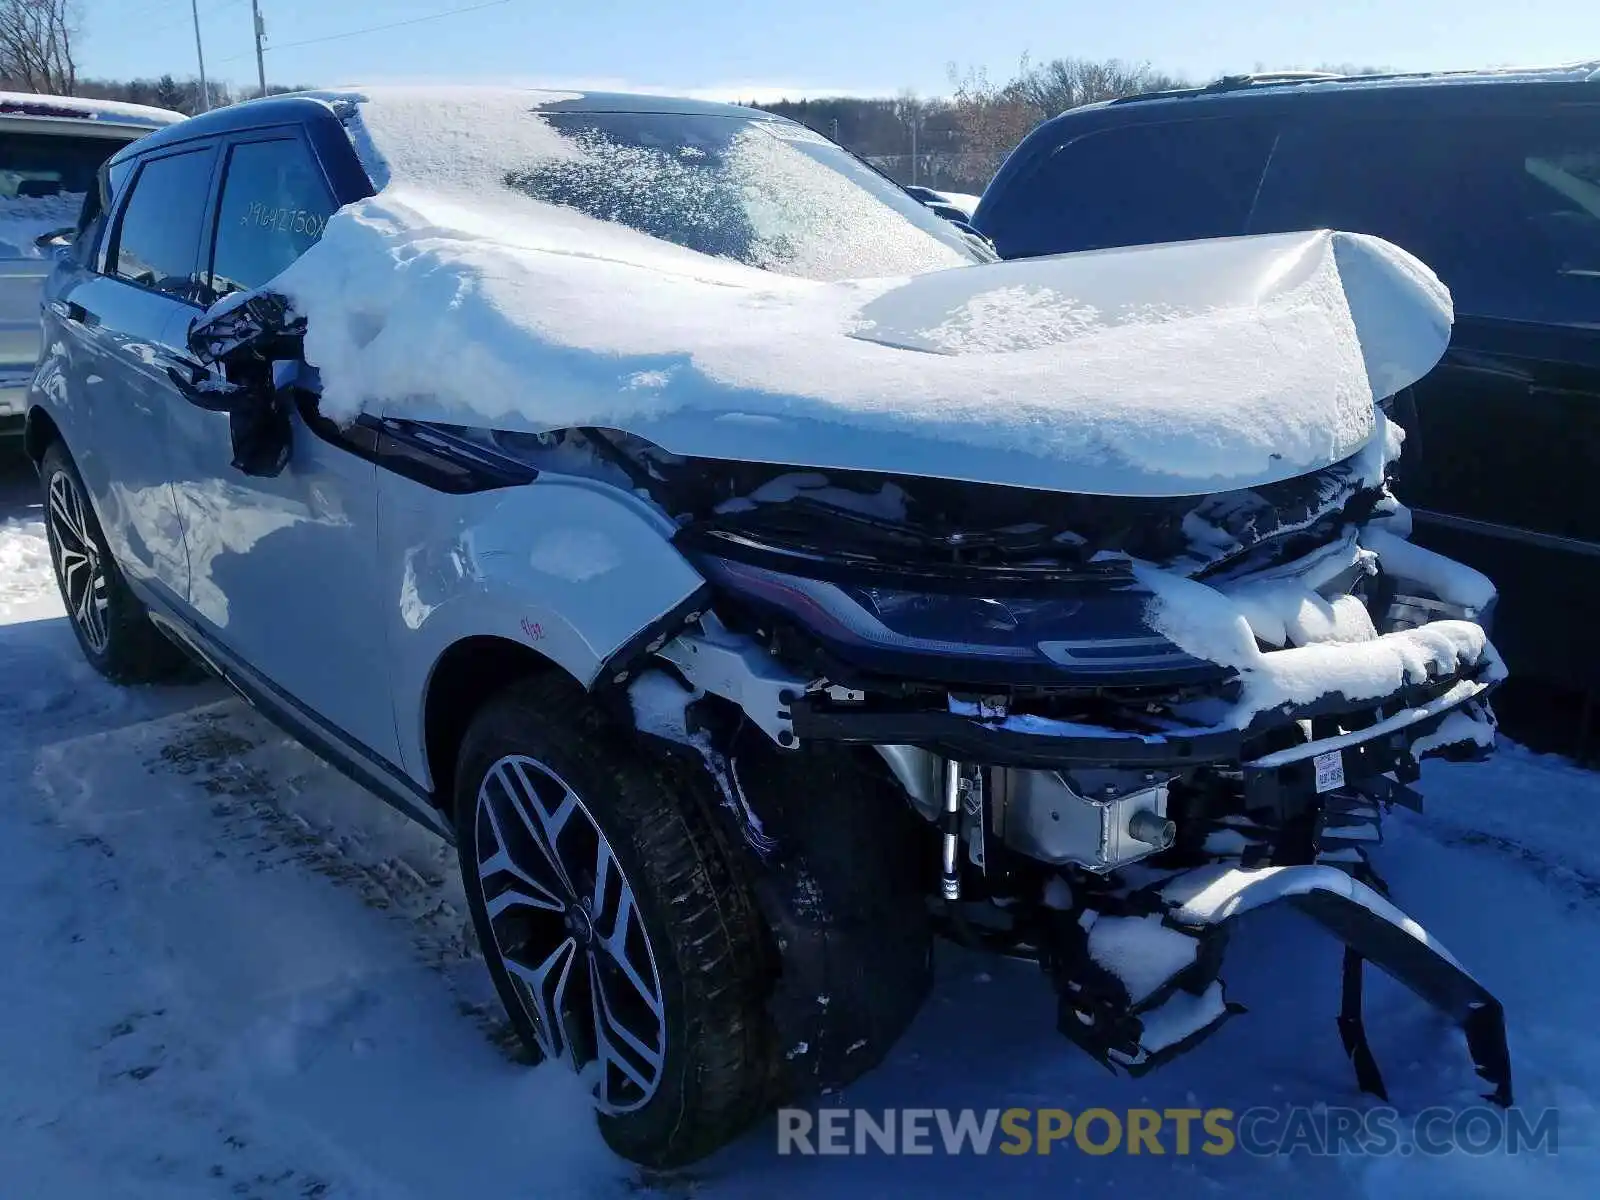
[754, 57, 1195, 193]
[755, 57, 1386, 193]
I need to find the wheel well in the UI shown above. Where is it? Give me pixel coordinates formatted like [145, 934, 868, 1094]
[23, 406, 60, 464]
[423, 635, 562, 815]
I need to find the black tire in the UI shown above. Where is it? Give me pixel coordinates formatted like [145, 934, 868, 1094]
[734, 746, 935, 1096]
[454, 674, 773, 1167]
[39, 440, 189, 683]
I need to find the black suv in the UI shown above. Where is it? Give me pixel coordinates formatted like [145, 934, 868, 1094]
[974, 65, 1600, 699]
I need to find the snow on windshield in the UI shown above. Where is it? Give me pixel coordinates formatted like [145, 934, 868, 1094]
[504, 114, 972, 280]
[274, 89, 1455, 498]
[326, 87, 971, 281]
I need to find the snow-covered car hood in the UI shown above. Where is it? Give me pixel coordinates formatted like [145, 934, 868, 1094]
[278, 90, 1453, 498]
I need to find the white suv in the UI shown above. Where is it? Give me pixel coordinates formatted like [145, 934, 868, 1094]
[1, 92, 183, 434]
[24, 86, 1514, 1165]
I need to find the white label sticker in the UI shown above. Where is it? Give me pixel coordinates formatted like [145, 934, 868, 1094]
[1313, 749, 1346, 794]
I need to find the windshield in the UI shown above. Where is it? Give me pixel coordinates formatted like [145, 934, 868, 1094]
[503, 110, 988, 281]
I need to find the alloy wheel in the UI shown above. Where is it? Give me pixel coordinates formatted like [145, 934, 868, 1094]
[473, 754, 668, 1114]
[46, 469, 109, 655]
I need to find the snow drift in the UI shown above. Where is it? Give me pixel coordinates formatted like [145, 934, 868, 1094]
[274, 87, 1455, 498]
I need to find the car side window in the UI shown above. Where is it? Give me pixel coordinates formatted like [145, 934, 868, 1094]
[985, 117, 1277, 258]
[1249, 110, 1600, 326]
[108, 147, 214, 299]
[207, 136, 336, 301]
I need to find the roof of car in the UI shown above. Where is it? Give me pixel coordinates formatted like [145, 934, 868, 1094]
[0, 90, 185, 130]
[1080, 60, 1600, 114]
[111, 87, 783, 163]
[979, 60, 1600, 213]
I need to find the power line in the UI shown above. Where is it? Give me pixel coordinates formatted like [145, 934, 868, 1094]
[216, 0, 513, 62]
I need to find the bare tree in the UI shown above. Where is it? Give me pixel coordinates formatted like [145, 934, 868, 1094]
[0, 0, 78, 95]
[946, 55, 1192, 189]
[946, 63, 1043, 185]
[1010, 56, 1188, 116]
[892, 89, 930, 184]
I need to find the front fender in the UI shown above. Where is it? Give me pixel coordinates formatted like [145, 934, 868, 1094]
[381, 470, 705, 782]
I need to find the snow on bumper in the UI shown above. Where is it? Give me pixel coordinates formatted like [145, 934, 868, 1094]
[792, 615, 1501, 776]
[1046, 859, 1513, 1107]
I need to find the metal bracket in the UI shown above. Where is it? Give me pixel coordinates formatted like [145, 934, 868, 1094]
[658, 618, 808, 748]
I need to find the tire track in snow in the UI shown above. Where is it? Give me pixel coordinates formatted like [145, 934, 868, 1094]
[141, 703, 534, 1056]
[14, 685, 629, 1198]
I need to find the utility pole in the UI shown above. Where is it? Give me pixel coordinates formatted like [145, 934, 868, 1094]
[190, 0, 210, 112]
[910, 117, 919, 186]
[251, 0, 268, 98]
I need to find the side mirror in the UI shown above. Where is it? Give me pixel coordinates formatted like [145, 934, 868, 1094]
[180, 290, 306, 479]
[188, 289, 303, 365]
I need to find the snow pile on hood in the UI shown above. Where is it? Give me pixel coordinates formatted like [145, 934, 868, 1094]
[275, 86, 1455, 498]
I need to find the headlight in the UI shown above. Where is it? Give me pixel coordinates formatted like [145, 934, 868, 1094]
[698, 554, 1222, 686]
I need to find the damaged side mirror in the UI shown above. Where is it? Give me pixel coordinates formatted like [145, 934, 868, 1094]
[172, 290, 309, 478]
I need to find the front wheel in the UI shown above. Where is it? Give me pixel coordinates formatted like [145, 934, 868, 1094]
[454, 674, 773, 1167]
[40, 441, 188, 683]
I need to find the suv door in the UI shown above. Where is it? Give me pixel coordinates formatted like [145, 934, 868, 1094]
[163, 129, 401, 765]
[1248, 105, 1600, 688]
[39, 141, 218, 604]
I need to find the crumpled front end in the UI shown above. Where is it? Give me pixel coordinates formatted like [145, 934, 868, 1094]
[480, 406, 1510, 1107]
[741, 499, 1510, 1105]
[578, 403, 1514, 1106]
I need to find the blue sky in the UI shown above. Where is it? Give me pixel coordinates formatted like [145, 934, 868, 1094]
[84, 0, 1600, 100]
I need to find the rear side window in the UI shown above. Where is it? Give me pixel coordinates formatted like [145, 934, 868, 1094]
[984, 117, 1277, 258]
[1249, 110, 1600, 325]
[208, 136, 336, 300]
[110, 148, 214, 299]
[0, 131, 133, 258]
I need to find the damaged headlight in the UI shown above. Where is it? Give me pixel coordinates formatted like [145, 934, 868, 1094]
[698, 554, 1224, 685]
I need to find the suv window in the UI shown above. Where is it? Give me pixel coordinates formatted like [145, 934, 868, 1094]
[110, 148, 215, 299]
[208, 136, 336, 300]
[984, 117, 1277, 258]
[0, 131, 136, 258]
[1249, 110, 1600, 325]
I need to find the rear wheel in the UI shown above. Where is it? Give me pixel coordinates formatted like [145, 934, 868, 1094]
[454, 674, 773, 1167]
[40, 441, 187, 683]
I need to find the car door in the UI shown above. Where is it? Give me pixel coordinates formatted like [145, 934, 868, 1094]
[161, 127, 401, 765]
[1247, 103, 1600, 689]
[41, 141, 219, 605]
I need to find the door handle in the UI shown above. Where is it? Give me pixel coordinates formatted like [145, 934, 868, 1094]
[165, 360, 237, 412]
[49, 299, 88, 323]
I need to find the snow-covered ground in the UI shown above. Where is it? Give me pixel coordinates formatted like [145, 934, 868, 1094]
[0, 453, 1596, 1198]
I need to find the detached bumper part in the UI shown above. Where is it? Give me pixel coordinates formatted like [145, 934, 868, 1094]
[1045, 863, 1513, 1107]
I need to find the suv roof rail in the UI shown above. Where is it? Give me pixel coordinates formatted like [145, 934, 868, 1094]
[1110, 72, 1349, 105]
[1210, 71, 1346, 88]
[1110, 62, 1600, 107]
